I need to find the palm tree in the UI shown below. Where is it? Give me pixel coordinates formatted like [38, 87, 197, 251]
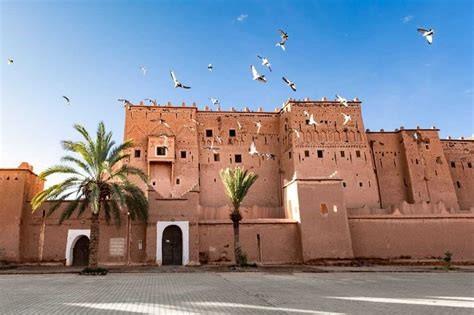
[219, 167, 258, 265]
[31, 122, 149, 268]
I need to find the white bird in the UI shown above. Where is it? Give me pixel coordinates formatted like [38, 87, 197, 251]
[303, 110, 310, 117]
[417, 28, 434, 44]
[204, 140, 220, 153]
[62, 96, 70, 105]
[215, 135, 223, 144]
[210, 97, 220, 108]
[293, 128, 300, 138]
[263, 153, 276, 160]
[151, 118, 170, 128]
[276, 29, 288, 51]
[336, 95, 349, 107]
[250, 65, 267, 83]
[208, 64, 213, 71]
[307, 114, 318, 126]
[329, 171, 338, 178]
[118, 99, 133, 106]
[249, 141, 259, 156]
[237, 121, 243, 130]
[170, 70, 191, 89]
[282, 77, 296, 91]
[145, 98, 157, 106]
[342, 113, 351, 125]
[7, 58, 13, 65]
[257, 55, 272, 72]
[140, 65, 147, 76]
[255, 121, 262, 134]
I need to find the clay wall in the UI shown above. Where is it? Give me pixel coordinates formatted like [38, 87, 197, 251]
[441, 139, 474, 210]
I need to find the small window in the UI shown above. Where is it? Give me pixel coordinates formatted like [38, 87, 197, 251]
[304, 150, 310, 157]
[340, 151, 345, 158]
[206, 129, 213, 137]
[152, 181, 156, 186]
[156, 147, 167, 156]
[342, 182, 347, 188]
[229, 129, 236, 137]
[317, 150, 323, 158]
[320, 203, 329, 216]
[468, 162, 472, 168]
[176, 178, 180, 185]
[305, 119, 310, 125]
[359, 182, 363, 187]
[451, 161, 456, 168]
[415, 159, 419, 165]
[289, 151, 292, 159]
[214, 153, 220, 162]
[180, 151, 187, 158]
[134, 149, 141, 158]
[234, 154, 242, 163]
[425, 145, 429, 150]
[356, 150, 361, 158]
[456, 181, 461, 188]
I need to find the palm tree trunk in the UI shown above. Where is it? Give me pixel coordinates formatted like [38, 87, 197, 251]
[88, 212, 100, 268]
[232, 219, 241, 265]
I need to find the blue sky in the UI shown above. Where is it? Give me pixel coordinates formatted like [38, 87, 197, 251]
[1, 0, 473, 174]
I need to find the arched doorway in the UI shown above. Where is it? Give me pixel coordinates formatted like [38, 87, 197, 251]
[72, 236, 90, 266]
[162, 225, 182, 265]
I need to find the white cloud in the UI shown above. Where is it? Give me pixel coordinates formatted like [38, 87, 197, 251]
[402, 15, 414, 23]
[236, 14, 248, 22]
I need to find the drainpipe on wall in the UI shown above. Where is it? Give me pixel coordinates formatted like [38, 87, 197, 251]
[126, 212, 131, 265]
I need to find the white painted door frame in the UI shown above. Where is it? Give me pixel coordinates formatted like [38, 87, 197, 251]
[65, 229, 90, 266]
[156, 221, 189, 265]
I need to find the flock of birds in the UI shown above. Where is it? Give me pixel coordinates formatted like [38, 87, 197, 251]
[6, 26, 435, 161]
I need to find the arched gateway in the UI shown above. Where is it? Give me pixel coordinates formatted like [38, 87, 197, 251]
[161, 225, 183, 265]
[72, 236, 90, 266]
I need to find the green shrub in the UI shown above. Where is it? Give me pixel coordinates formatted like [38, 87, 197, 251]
[80, 267, 108, 275]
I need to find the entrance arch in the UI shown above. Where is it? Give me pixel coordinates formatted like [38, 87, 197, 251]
[65, 229, 90, 266]
[72, 236, 90, 266]
[162, 225, 182, 265]
[156, 221, 189, 265]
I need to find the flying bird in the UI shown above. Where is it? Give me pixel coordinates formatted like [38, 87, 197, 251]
[307, 114, 318, 126]
[329, 171, 338, 179]
[251, 65, 267, 83]
[118, 99, 132, 106]
[208, 64, 213, 71]
[139, 65, 147, 76]
[215, 135, 223, 144]
[170, 70, 191, 89]
[156, 119, 170, 128]
[417, 28, 434, 44]
[292, 128, 300, 138]
[62, 96, 70, 105]
[237, 121, 243, 130]
[257, 55, 272, 72]
[342, 113, 351, 125]
[204, 140, 220, 153]
[263, 153, 276, 160]
[255, 121, 262, 134]
[276, 29, 288, 51]
[7, 58, 13, 65]
[210, 97, 220, 108]
[249, 141, 259, 156]
[336, 95, 349, 107]
[282, 77, 296, 91]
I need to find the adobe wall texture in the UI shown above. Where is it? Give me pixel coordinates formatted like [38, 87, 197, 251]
[1, 98, 473, 265]
[349, 215, 474, 260]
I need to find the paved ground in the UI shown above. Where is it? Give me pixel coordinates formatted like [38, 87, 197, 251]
[0, 272, 472, 314]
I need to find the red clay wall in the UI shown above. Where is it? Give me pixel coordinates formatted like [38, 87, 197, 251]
[198, 220, 301, 264]
[349, 215, 474, 261]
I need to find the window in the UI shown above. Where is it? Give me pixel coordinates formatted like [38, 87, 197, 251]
[304, 150, 310, 157]
[134, 149, 141, 158]
[340, 151, 345, 158]
[305, 119, 310, 125]
[468, 162, 472, 168]
[156, 147, 167, 156]
[451, 161, 456, 168]
[180, 151, 187, 158]
[456, 181, 461, 188]
[317, 150, 323, 158]
[176, 178, 180, 185]
[214, 153, 220, 162]
[289, 151, 292, 159]
[234, 154, 242, 163]
[229, 129, 236, 137]
[320, 203, 329, 216]
[206, 129, 213, 137]
[342, 182, 347, 188]
[356, 150, 361, 158]
[359, 182, 363, 187]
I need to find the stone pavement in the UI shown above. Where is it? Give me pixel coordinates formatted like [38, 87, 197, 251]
[0, 272, 473, 314]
